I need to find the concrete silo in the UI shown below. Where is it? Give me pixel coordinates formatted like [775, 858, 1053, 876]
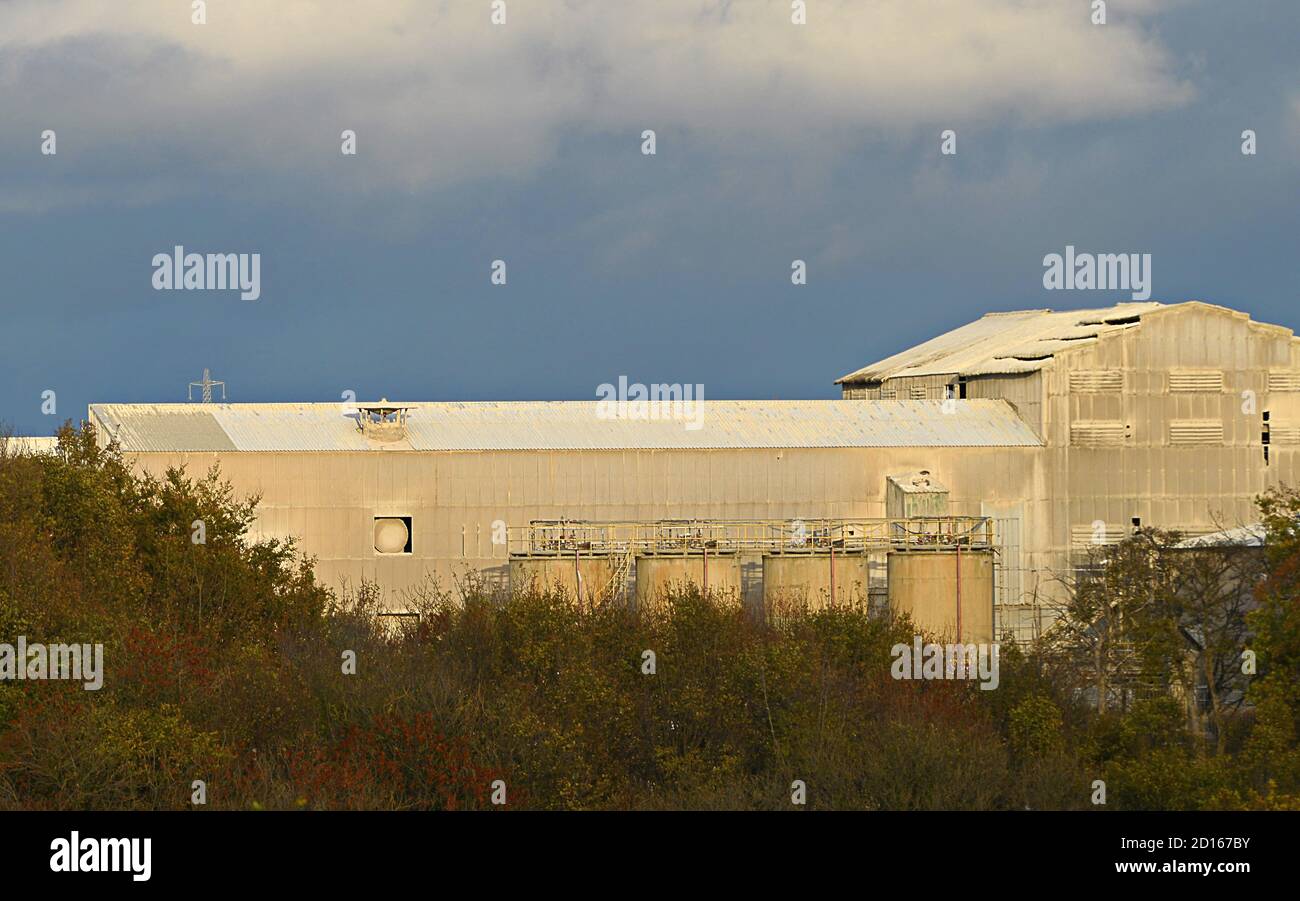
[761, 551, 870, 616]
[887, 548, 995, 642]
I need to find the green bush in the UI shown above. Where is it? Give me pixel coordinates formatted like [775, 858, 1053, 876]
[1, 425, 1296, 809]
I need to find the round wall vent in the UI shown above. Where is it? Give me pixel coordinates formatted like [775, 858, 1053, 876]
[374, 517, 411, 554]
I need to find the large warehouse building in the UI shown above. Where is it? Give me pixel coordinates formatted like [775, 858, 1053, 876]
[82, 300, 1300, 640]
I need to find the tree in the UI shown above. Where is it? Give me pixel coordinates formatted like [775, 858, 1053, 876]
[1250, 487, 1300, 739]
[1166, 542, 1262, 752]
[1045, 530, 1177, 714]
[1045, 527, 1259, 751]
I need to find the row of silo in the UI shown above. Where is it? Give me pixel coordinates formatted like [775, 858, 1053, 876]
[763, 548, 993, 641]
[509, 551, 744, 610]
[509, 470, 994, 637]
[510, 547, 993, 640]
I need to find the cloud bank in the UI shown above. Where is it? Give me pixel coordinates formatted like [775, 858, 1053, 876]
[0, 0, 1194, 209]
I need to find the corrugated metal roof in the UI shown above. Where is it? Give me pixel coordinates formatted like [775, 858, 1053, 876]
[836, 302, 1166, 383]
[88, 400, 1043, 452]
[1174, 524, 1266, 549]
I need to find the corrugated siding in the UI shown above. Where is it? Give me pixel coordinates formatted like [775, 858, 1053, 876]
[965, 372, 1044, 440]
[89, 400, 1045, 452]
[1270, 424, 1300, 444]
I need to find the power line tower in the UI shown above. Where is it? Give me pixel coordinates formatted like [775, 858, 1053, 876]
[188, 368, 226, 403]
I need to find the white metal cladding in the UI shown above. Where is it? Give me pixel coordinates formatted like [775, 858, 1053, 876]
[88, 400, 1044, 452]
[80, 301, 1300, 633]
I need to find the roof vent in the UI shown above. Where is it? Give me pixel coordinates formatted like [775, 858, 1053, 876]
[356, 399, 414, 442]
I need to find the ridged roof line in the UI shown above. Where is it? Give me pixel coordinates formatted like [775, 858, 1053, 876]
[836, 302, 1166, 384]
[88, 399, 1043, 452]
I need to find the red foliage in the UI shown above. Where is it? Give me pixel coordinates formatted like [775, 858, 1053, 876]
[0, 686, 90, 807]
[118, 626, 216, 698]
[287, 713, 508, 810]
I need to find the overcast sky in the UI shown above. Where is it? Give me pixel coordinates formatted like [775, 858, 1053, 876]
[2, 0, 1298, 434]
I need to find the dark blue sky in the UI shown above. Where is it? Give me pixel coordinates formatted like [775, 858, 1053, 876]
[2, 0, 1298, 435]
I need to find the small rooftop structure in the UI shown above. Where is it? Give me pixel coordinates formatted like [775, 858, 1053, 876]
[886, 470, 950, 520]
[355, 399, 416, 443]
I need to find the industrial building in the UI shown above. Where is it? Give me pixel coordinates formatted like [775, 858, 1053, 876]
[78, 301, 1300, 641]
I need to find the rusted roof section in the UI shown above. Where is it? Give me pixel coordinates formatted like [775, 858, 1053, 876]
[836, 302, 1165, 384]
[88, 400, 1043, 452]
